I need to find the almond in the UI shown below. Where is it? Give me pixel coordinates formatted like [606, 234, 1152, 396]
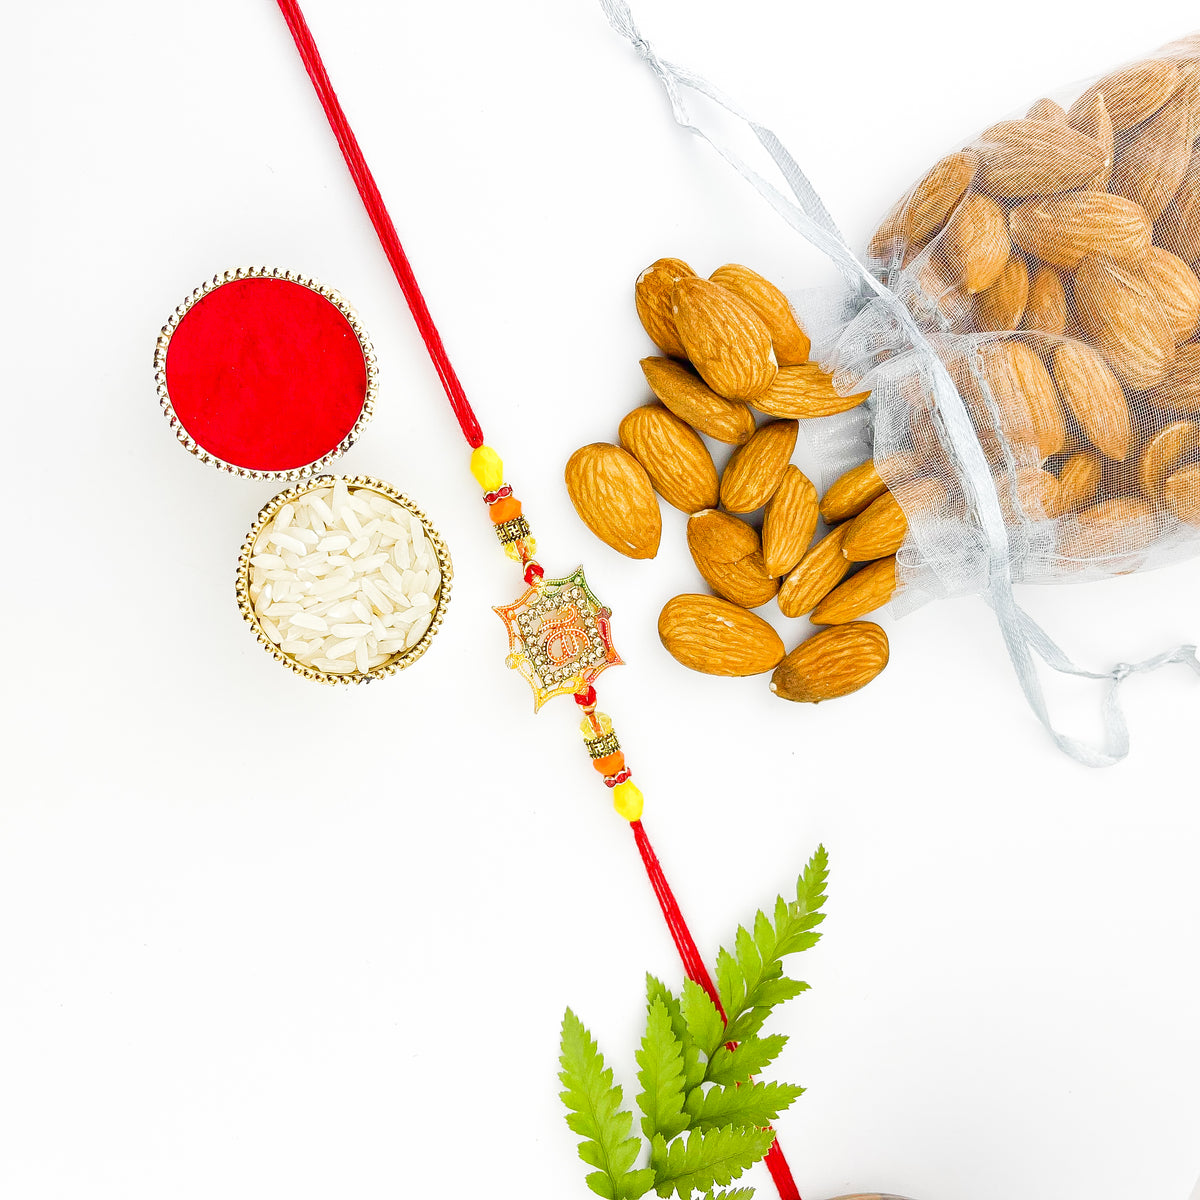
[769, 622, 890, 703]
[1067, 93, 1115, 188]
[564, 443, 661, 559]
[1146, 345, 1200, 414]
[940, 192, 1011, 293]
[911, 256, 973, 328]
[709, 264, 811, 365]
[1137, 419, 1200, 498]
[719, 419, 799, 513]
[658, 593, 784, 676]
[1162, 463, 1200, 523]
[1154, 146, 1200, 263]
[1073, 255, 1176, 389]
[1172, 60, 1200, 143]
[975, 340, 1067, 459]
[1004, 466, 1064, 522]
[686, 510, 779, 608]
[1059, 495, 1160, 560]
[975, 119, 1107, 198]
[1156, 34, 1200, 59]
[762, 465, 819, 576]
[640, 357, 757, 445]
[618, 402, 718, 514]
[820, 459, 888, 522]
[1048, 342, 1131, 461]
[1055, 450, 1104, 513]
[1027, 97, 1067, 123]
[634, 258, 695, 358]
[672, 276, 777, 401]
[1021, 265, 1068, 334]
[810, 558, 898, 625]
[777, 525, 851, 618]
[868, 151, 977, 259]
[1140, 246, 1200, 342]
[1109, 90, 1193, 223]
[1067, 59, 1181, 134]
[1008, 191, 1151, 269]
[842, 490, 910, 562]
[973, 253, 1029, 331]
[750, 362, 870, 419]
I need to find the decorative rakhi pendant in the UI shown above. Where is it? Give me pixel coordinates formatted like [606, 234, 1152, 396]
[494, 566, 622, 709]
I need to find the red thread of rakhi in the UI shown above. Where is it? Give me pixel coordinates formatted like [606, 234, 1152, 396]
[274, 4, 800, 1197]
[276, 0, 483, 450]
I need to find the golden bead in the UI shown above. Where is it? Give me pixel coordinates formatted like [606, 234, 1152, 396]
[579, 712, 613, 738]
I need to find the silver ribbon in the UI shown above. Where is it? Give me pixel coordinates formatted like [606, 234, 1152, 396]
[600, 0, 1200, 766]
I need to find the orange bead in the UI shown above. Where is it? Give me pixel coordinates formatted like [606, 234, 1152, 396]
[489, 496, 523, 524]
[593, 751, 626, 776]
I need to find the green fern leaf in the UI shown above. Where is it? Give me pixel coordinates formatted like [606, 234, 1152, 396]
[718, 847, 829, 1047]
[706, 1189, 756, 1200]
[714, 948, 745, 1017]
[777, 844, 828, 956]
[680, 979, 726, 1059]
[559, 1008, 655, 1199]
[650, 1126, 775, 1198]
[723, 979, 808, 1046]
[754, 977, 809, 1008]
[684, 1080, 805, 1131]
[647, 974, 705, 1090]
[636, 997, 689, 1142]
[705, 1034, 788, 1087]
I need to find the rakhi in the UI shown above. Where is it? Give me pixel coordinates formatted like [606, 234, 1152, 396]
[272, 0, 801, 1195]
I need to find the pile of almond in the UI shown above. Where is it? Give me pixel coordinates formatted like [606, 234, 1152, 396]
[564, 43, 1200, 704]
[565, 259, 896, 704]
[871, 46, 1200, 552]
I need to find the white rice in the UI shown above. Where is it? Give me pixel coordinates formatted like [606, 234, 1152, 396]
[248, 484, 441, 674]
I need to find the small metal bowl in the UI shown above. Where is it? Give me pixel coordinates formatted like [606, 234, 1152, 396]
[827, 1194, 917, 1199]
[235, 474, 452, 684]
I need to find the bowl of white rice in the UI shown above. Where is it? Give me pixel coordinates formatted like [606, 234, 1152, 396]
[236, 475, 451, 683]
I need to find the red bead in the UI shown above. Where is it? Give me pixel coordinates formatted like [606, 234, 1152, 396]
[574, 687, 597, 707]
[524, 562, 544, 585]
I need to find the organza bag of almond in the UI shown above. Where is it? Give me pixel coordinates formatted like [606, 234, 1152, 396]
[604, 4, 1200, 764]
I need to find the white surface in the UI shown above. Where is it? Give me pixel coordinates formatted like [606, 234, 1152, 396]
[3, 2, 1200, 1198]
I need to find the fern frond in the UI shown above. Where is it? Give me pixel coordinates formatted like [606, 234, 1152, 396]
[559, 1009, 655, 1199]
[647, 974, 704, 1090]
[649, 1126, 774, 1198]
[684, 1080, 804, 1132]
[705, 1035, 788, 1087]
[679, 979, 725, 1060]
[636, 997, 689, 1142]
[716, 846, 829, 1049]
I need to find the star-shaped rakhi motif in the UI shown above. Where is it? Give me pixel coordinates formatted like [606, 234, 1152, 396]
[494, 566, 622, 710]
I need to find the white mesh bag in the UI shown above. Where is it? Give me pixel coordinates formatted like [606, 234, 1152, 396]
[603, 4, 1200, 765]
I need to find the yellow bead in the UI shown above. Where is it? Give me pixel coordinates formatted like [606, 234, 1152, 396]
[470, 445, 504, 492]
[579, 712, 614, 738]
[612, 781, 643, 822]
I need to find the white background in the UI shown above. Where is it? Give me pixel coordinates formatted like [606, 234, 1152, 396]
[3, 2, 1200, 1198]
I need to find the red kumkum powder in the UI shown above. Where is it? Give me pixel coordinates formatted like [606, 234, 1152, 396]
[164, 276, 369, 472]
